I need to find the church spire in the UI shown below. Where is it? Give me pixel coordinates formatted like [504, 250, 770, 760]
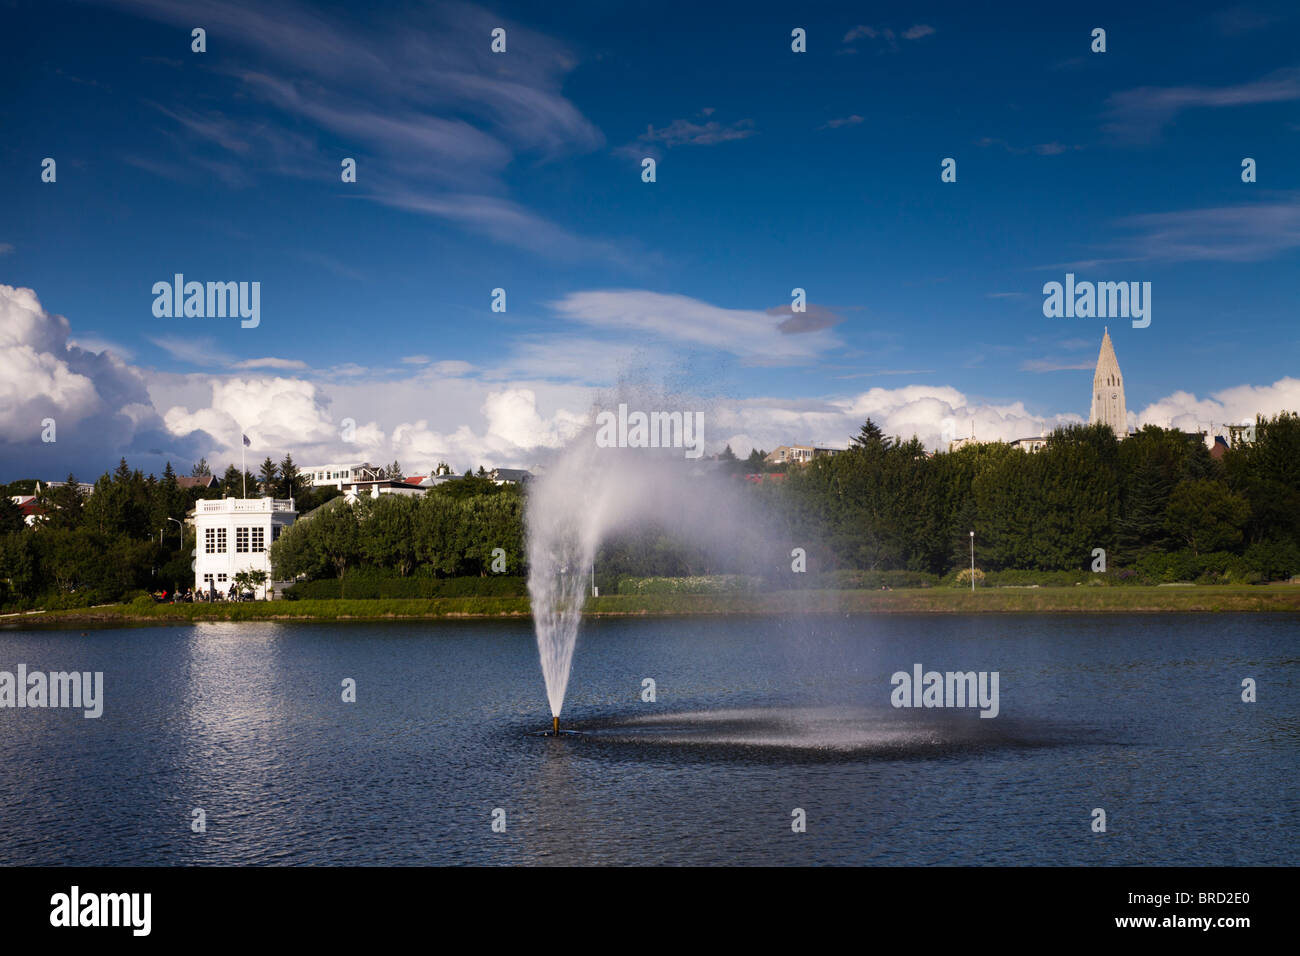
[1090, 330, 1127, 438]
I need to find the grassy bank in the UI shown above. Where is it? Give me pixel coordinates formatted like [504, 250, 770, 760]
[5, 584, 1300, 627]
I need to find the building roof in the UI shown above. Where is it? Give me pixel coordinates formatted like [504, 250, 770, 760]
[177, 474, 219, 489]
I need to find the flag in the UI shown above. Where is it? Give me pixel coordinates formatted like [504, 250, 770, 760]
[242, 434, 251, 447]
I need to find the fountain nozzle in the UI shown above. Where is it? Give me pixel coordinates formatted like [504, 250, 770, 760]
[552, 716, 559, 736]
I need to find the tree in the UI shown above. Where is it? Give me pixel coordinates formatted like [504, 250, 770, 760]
[220, 464, 243, 498]
[849, 418, 893, 454]
[1164, 480, 1250, 555]
[357, 495, 418, 575]
[0, 497, 25, 535]
[233, 568, 268, 596]
[191, 458, 211, 477]
[269, 520, 324, 581]
[310, 500, 361, 590]
[258, 457, 279, 495]
[37, 474, 86, 530]
[386, 460, 404, 481]
[278, 453, 304, 501]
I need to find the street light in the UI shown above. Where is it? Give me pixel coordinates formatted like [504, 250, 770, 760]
[969, 530, 975, 593]
[167, 517, 184, 546]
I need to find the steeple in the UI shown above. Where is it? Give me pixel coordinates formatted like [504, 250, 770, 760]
[1090, 328, 1127, 438]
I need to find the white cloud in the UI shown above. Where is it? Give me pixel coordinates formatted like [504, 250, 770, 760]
[149, 336, 236, 368]
[163, 377, 340, 455]
[1135, 378, 1300, 432]
[0, 284, 165, 471]
[550, 290, 840, 365]
[8, 282, 1300, 484]
[231, 357, 310, 370]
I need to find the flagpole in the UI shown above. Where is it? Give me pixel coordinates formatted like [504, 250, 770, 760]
[241, 432, 246, 498]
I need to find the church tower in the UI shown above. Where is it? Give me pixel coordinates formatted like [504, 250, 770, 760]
[1090, 327, 1127, 438]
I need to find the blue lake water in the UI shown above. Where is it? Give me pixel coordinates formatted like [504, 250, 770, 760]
[0, 613, 1295, 865]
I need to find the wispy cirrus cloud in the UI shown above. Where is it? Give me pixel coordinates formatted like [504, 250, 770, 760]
[89, 0, 616, 261]
[550, 290, 840, 365]
[1021, 358, 1094, 373]
[843, 24, 935, 51]
[977, 136, 1081, 156]
[231, 357, 310, 370]
[1048, 196, 1300, 269]
[764, 302, 846, 335]
[1102, 66, 1300, 142]
[820, 115, 864, 130]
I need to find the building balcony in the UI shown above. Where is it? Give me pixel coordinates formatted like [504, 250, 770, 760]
[194, 497, 296, 515]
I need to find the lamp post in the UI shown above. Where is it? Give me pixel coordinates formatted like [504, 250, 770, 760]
[167, 517, 184, 547]
[969, 530, 975, 593]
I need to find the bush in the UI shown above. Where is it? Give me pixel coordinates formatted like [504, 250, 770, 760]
[950, 568, 986, 588]
[617, 574, 763, 595]
[283, 568, 528, 600]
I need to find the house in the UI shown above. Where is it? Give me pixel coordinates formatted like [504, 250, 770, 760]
[340, 479, 427, 502]
[189, 497, 297, 599]
[177, 474, 219, 490]
[35, 479, 95, 495]
[1209, 435, 1230, 461]
[1009, 436, 1049, 453]
[764, 445, 842, 466]
[299, 462, 386, 489]
[8, 496, 44, 527]
[488, 467, 532, 485]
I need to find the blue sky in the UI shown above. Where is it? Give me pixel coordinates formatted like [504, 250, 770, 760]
[2, 0, 1298, 478]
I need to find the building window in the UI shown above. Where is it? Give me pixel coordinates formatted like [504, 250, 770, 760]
[272, 525, 282, 542]
[204, 527, 228, 554]
[203, 574, 213, 586]
[252, 527, 265, 552]
[236, 527, 250, 553]
[217, 573, 228, 583]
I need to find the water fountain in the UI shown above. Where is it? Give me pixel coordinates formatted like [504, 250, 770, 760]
[525, 400, 779, 736]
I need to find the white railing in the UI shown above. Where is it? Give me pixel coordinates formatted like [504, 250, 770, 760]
[195, 498, 295, 514]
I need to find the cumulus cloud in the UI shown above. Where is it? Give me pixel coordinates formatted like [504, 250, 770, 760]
[711, 385, 1083, 458]
[0, 284, 172, 474]
[1135, 378, 1300, 432]
[162, 377, 341, 456]
[391, 388, 587, 468]
[7, 282, 1300, 484]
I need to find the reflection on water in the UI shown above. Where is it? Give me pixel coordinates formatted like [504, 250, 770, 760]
[0, 613, 1295, 865]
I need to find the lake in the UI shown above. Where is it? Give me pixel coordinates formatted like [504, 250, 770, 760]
[0, 613, 1295, 865]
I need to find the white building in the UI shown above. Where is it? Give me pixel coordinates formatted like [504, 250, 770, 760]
[1009, 436, 1049, 453]
[764, 445, 842, 465]
[190, 497, 297, 598]
[300, 462, 385, 489]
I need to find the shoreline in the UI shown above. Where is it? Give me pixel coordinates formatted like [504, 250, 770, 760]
[5, 585, 1300, 627]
